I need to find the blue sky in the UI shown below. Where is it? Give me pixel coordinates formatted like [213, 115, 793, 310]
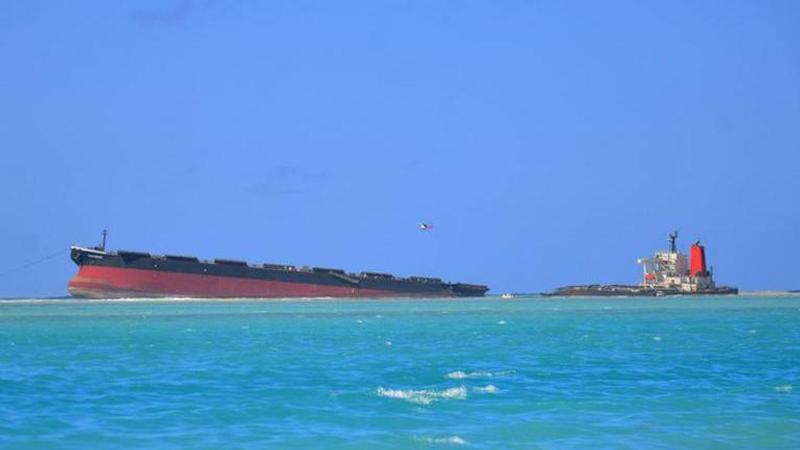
[0, 1, 798, 296]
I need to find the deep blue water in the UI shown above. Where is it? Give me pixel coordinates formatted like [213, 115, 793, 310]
[1, 296, 799, 449]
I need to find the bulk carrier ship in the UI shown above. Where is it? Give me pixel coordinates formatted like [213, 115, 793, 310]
[67, 232, 489, 299]
[547, 231, 737, 296]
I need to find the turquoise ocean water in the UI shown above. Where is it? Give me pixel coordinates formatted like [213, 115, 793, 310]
[1, 295, 798, 449]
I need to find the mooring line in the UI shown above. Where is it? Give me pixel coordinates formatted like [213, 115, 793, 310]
[0, 249, 64, 278]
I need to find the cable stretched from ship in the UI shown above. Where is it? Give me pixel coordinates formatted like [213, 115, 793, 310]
[0, 249, 64, 278]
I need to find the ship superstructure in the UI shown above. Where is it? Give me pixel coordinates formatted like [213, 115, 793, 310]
[637, 231, 719, 293]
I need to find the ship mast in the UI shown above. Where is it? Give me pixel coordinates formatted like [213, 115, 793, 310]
[99, 229, 107, 251]
[668, 230, 678, 253]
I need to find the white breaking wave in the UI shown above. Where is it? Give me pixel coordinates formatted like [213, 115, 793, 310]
[775, 384, 793, 393]
[445, 370, 514, 380]
[415, 435, 469, 445]
[376, 386, 467, 405]
[472, 384, 499, 394]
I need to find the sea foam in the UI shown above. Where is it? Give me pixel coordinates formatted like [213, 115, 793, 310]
[445, 370, 514, 380]
[472, 384, 499, 394]
[376, 386, 467, 405]
[415, 435, 468, 445]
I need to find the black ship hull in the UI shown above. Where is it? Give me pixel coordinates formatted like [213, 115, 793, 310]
[545, 285, 739, 297]
[68, 247, 489, 299]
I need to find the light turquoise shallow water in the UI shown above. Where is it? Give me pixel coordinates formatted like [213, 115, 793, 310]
[1, 296, 799, 449]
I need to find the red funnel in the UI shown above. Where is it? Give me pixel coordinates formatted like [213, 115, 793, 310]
[690, 242, 707, 277]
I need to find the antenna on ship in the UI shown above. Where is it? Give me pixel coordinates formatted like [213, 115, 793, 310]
[668, 230, 678, 253]
[100, 229, 108, 251]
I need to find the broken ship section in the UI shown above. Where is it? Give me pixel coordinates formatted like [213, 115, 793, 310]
[547, 231, 737, 297]
[68, 246, 488, 299]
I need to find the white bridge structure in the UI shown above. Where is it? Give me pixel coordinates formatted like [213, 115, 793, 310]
[637, 231, 716, 293]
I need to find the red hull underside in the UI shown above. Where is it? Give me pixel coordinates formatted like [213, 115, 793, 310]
[68, 265, 440, 299]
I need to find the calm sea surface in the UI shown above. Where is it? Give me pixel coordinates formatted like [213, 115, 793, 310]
[1, 295, 798, 449]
